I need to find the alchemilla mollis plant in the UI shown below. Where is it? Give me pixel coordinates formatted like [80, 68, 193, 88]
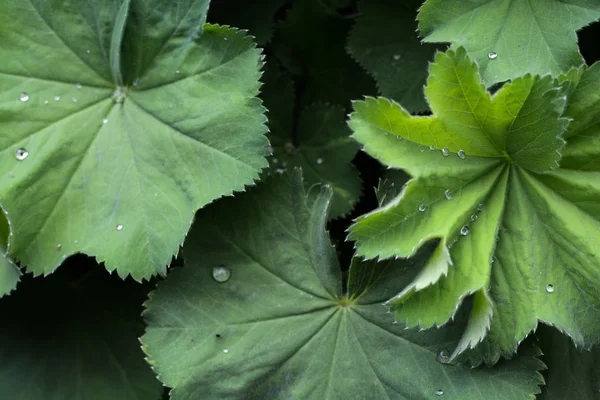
[0, 0, 599, 399]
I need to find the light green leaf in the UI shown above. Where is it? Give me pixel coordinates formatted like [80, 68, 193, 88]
[273, 0, 376, 106]
[261, 65, 362, 218]
[207, 0, 288, 45]
[0, 1, 268, 280]
[0, 263, 162, 400]
[348, 47, 600, 361]
[142, 171, 544, 400]
[418, 0, 600, 85]
[347, 0, 444, 112]
[537, 326, 600, 399]
[0, 207, 19, 298]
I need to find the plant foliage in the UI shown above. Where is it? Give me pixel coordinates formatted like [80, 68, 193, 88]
[0, 0, 599, 399]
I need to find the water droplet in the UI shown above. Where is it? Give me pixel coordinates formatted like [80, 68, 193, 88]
[56, 244, 62, 251]
[116, 224, 123, 231]
[488, 52, 498, 60]
[19, 93, 29, 102]
[429, 145, 435, 151]
[72, 97, 77, 103]
[272, 158, 278, 164]
[175, 70, 181, 74]
[392, 54, 401, 61]
[316, 157, 324, 165]
[418, 203, 426, 212]
[102, 118, 109, 124]
[223, 349, 229, 353]
[44, 100, 49, 105]
[133, 78, 140, 87]
[460, 226, 470, 236]
[86, 49, 91, 54]
[212, 265, 232, 283]
[470, 214, 478, 221]
[15, 148, 28, 161]
[54, 95, 60, 101]
[436, 349, 451, 364]
[457, 149, 466, 159]
[444, 190, 453, 200]
[441, 148, 450, 157]
[436, 389, 444, 396]
[275, 168, 285, 174]
[76, 83, 82, 89]
[477, 203, 484, 211]
[546, 284, 555, 293]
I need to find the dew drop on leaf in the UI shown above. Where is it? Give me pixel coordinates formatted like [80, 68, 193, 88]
[19, 93, 29, 102]
[102, 118, 109, 124]
[441, 147, 449, 157]
[429, 145, 435, 151]
[175, 70, 181, 74]
[477, 203, 484, 211]
[436, 349, 452, 364]
[76, 83, 82, 89]
[56, 244, 62, 251]
[470, 214, 478, 221]
[488, 52, 498, 60]
[116, 224, 123, 231]
[457, 149, 466, 159]
[444, 190, 453, 200]
[460, 226, 470, 236]
[212, 266, 232, 283]
[72, 97, 77, 103]
[223, 349, 229, 353]
[418, 203, 426, 212]
[436, 389, 444, 396]
[316, 157, 324, 165]
[546, 284, 555, 293]
[15, 148, 28, 161]
[54, 95, 60, 101]
[44, 100, 49, 105]
[392, 54, 400, 61]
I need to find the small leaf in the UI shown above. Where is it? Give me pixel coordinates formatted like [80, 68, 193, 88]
[348, 47, 600, 361]
[0, 262, 161, 400]
[273, 0, 376, 106]
[418, 0, 600, 85]
[142, 171, 545, 399]
[0, 1, 268, 280]
[347, 0, 444, 112]
[262, 65, 362, 218]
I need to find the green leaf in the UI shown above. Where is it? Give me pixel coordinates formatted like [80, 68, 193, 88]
[0, 208, 19, 298]
[0, 263, 162, 400]
[0, 1, 268, 280]
[348, 47, 600, 361]
[261, 65, 362, 218]
[273, 0, 376, 106]
[142, 171, 544, 400]
[418, 0, 600, 85]
[207, 0, 288, 46]
[537, 326, 600, 399]
[347, 0, 444, 112]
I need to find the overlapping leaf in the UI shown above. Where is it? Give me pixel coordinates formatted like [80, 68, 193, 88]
[418, 0, 600, 85]
[0, 1, 268, 280]
[262, 65, 362, 218]
[0, 262, 162, 400]
[347, 0, 444, 112]
[348, 47, 600, 361]
[142, 171, 544, 400]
